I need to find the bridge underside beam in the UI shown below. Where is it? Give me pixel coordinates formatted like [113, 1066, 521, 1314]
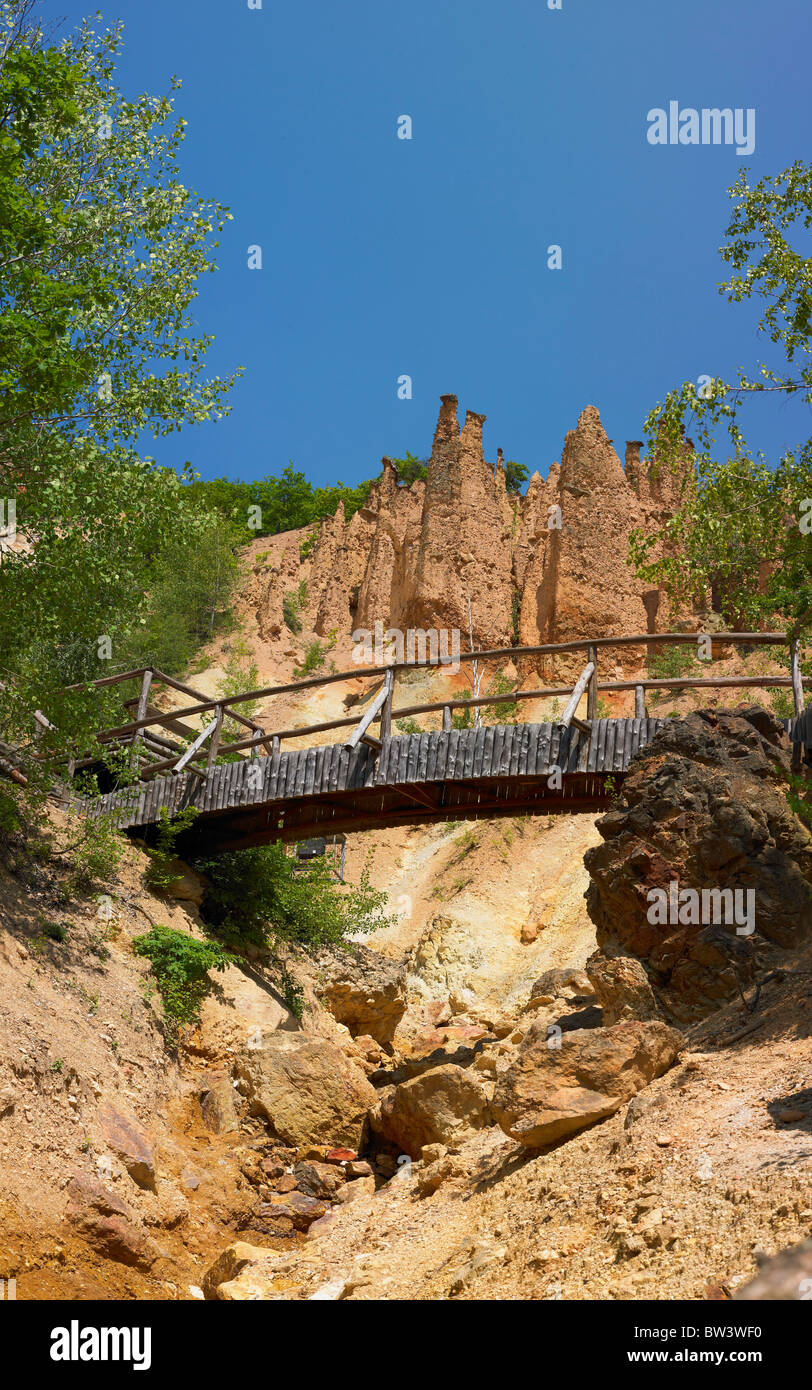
[175, 772, 619, 855]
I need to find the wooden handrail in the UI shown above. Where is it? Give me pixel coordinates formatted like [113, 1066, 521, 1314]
[61, 632, 792, 714]
[48, 631, 809, 780]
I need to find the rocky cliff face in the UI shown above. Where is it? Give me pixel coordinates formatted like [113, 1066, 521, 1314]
[260, 394, 696, 678]
[584, 707, 812, 1022]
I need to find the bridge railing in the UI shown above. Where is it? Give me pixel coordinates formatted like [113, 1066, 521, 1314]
[50, 631, 809, 782]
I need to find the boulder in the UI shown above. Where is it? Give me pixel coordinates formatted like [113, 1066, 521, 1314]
[257, 1192, 327, 1231]
[161, 860, 209, 905]
[584, 708, 812, 1021]
[368, 1063, 492, 1159]
[585, 951, 660, 1025]
[65, 1172, 158, 1271]
[203, 1241, 286, 1301]
[528, 967, 594, 1005]
[492, 1019, 682, 1148]
[97, 1105, 156, 1190]
[292, 1160, 346, 1199]
[234, 1031, 376, 1150]
[734, 1239, 812, 1301]
[416, 1154, 467, 1197]
[316, 944, 407, 1046]
[334, 1175, 376, 1205]
[199, 1074, 239, 1134]
[195, 962, 299, 1061]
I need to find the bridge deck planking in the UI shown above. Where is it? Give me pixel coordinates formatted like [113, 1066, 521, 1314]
[80, 718, 666, 846]
[78, 714, 809, 852]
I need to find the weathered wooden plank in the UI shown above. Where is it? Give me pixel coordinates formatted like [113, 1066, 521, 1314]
[629, 717, 641, 770]
[603, 719, 617, 775]
[559, 661, 595, 730]
[293, 750, 308, 798]
[508, 724, 523, 777]
[622, 718, 635, 771]
[535, 723, 551, 775]
[433, 731, 450, 780]
[548, 724, 561, 776]
[469, 725, 485, 778]
[397, 737, 412, 784]
[385, 737, 401, 784]
[312, 747, 326, 797]
[218, 761, 234, 811]
[376, 734, 392, 785]
[406, 734, 421, 783]
[280, 751, 297, 799]
[267, 747, 283, 800]
[614, 719, 628, 773]
[489, 726, 504, 778]
[586, 719, 599, 774]
[210, 762, 225, 812]
[416, 733, 430, 782]
[446, 730, 461, 780]
[596, 717, 608, 772]
[143, 777, 159, 826]
[498, 727, 513, 777]
[576, 725, 590, 774]
[354, 745, 371, 790]
[425, 731, 440, 781]
[379, 737, 398, 785]
[523, 725, 536, 777]
[520, 723, 533, 775]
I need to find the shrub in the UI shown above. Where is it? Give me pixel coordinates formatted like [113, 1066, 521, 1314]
[132, 925, 234, 1036]
[63, 812, 125, 894]
[40, 918, 67, 943]
[143, 806, 200, 893]
[647, 644, 697, 680]
[293, 641, 326, 680]
[482, 668, 519, 724]
[769, 687, 796, 720]
[299, 528, 318, 560]
[282, 580, 308, 633]
[197, 842, 392, 953]
[451, 689, 475, 730]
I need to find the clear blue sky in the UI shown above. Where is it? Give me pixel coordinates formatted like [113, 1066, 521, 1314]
[46, 0, 812, 486]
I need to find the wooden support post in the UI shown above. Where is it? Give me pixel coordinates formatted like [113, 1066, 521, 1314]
[130, 669, 153, 766]
[33, 710, 50, 743]
[635, 684, 646, 719]
[379, 667, 394, 742]
[206, 706, 224, 774]
[442, 704, 452, 732]
[791, 640, 805, 771]
[344, 676, 392, 751]
[586, 644, 598, 722]
[559, 661, 595, 733]
[173, 715, 219, 774]
[791, 639, 804, 719]
[272, 736, 280, 756]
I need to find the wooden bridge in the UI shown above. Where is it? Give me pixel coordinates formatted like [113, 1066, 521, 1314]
[67, 631, 810, 854]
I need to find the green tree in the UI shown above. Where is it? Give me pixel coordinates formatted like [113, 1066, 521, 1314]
[198, 843, 393, 952]
[391, 452, 428, 486]
[503, 459, 529, 494]
[0, 12, 239, 766]
[630, 161, 812, 645]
